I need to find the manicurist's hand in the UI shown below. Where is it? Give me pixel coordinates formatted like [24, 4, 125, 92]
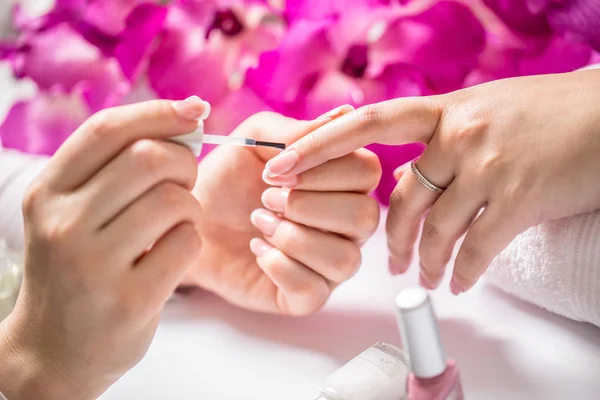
[0, 98, 207, 400]
[184, 106, 382, 315]
[262, 70, 600, 294]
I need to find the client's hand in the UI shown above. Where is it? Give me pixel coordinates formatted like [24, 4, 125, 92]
[186, 108, 382, 315]
[262, 69, 600, 295]
[0, 99, 206, 400]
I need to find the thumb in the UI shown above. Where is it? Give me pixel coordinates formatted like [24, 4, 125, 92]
[265, 96, 443, 177]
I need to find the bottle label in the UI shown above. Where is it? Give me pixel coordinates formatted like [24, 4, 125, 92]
[359, 347, 406, 377]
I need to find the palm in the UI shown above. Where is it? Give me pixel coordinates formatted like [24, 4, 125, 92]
[190, 135, 282, 313]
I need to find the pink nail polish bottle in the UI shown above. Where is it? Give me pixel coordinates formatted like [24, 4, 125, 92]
[396, 287, 464, 400]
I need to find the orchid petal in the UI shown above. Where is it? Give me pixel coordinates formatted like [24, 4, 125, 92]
[0, 90, 89, 156]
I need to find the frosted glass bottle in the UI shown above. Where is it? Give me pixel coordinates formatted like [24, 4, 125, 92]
[316, 342, 409, 400]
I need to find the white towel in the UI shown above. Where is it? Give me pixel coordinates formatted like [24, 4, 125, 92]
[486, 210, 600, 327]
[0, 149, 48, 251]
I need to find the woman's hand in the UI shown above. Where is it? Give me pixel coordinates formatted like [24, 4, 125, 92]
[0, 98, 206, 400]
[263, 69, 600, 294]
[185, 107, 382, 315]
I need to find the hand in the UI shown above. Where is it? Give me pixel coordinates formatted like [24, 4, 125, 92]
[0, 98, 207, 400]
[263, 70, 600, 294]
[184, 107, 382, 315]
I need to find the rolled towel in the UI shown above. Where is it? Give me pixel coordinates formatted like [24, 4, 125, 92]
[486, 210, 600, 327]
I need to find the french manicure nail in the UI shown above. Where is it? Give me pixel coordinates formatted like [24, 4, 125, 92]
[250, 238, 271, 257]
[389, 257, 406, 275]
[265, 150, 298, 176]
[393, 163, 410, 181]
[261, 170, 298, 188]
[261, 188, 289, 213]
[172, 96, 211, 121]
[250, 209, 282, 237]
[450, 278, 463, 295]
[317, 104, 355, 120]
[419, 272, 436, 290]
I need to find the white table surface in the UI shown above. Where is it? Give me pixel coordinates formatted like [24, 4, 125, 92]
[99, 214, 600, 400]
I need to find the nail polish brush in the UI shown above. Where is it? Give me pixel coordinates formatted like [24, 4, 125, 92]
[172, 124, 285, 156]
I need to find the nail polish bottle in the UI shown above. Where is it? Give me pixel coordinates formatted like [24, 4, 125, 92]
[315, 342, 410, 400]
[396, 288, 464, 400]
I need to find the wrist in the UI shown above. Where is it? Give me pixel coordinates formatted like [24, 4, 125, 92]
[0, 312, 89, 400]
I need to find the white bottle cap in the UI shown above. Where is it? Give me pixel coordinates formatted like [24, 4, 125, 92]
[170, 120, 204, 156]
[395, 287, 447, 379]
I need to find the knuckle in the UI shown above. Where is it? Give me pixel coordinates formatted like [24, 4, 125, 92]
[272, 221, 298, 249]
[355, 103, 386, 124]
[357, 149, 383, 191]
[86, 109, 112, 135]
[250, 110, 277, 122]
[306, 125, 324, 152]
[129, 140, 168, 174]
[421, 220, 443, 246]
[441, 115, 488, 153]
[156, 182, 185, 209]
[331, 244, 362, 282]
[41, 216, 79, 246]
[21, 181, 45, 217]
[355, 197, 380, 239]
[288, 281, 329, 316]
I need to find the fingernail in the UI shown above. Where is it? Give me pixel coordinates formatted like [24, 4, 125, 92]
[393, 163, 410, 181]
[262, 170, 298, 188]
[250, 238, 272, 257]
[450, 278, 463, 296]
[317, 104, 355, 120]
[261, 188, 289, 213]
[265, 150, 298, 176]
[172, 96, 211, 121]
[389, 257, 407, 275]
[250, 209, 282, 237]
[419, 272, 436, 290]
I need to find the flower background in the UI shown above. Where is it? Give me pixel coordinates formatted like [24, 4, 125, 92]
[0, 0, 598, 204]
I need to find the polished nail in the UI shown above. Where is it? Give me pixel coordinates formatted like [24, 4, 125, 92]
[261, 169, 297, 188]
[317, 104, 355, 120]
[250, 238, 271, 257]
[389, 257, 407, 275]
[250, 209, 282, 236]
[393, 163, 410, 181]
[265, 150, 298, 176]
[172, 96, 211, 121]
[261, 188, 289, 213]
[419, 272, 436, 290]
[450, 278, 463, 295]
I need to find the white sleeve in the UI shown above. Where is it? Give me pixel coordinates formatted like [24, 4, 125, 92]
[0, 391, 7, 400]
[0, 149, 49, 252]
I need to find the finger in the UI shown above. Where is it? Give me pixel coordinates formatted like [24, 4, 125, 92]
[264, 96, 444, 177]
[250, 238, 330, 316]
[100, 182, 202, 264]
[418, 176, 485, 289]
[234, 105, 355, 162]
[386, 150, 454, 275]
[393, 162, 411, 181]
[131, 222, 202, 311]
[262, 148, 382, 193]
[78, 140, 198, 228]
[250, 209, 362, 284]
[46, 97, 207, 191]
[261, 188, 380, 241]
[451, 205, 523, 294]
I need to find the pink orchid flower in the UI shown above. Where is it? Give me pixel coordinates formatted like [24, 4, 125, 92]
[147, 0, 285, 134]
